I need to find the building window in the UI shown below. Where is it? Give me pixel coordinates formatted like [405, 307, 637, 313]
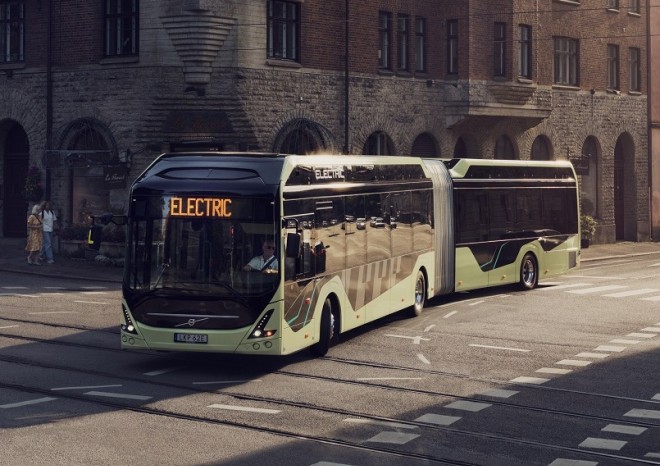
[494, 22, 506, 77]
[379, 12, 392, 70]
[629, 0, 640, 13]
[364, 131, 395, 155]
[494, 135, 516, 160]
[519, 25, 532, 79]
[397, 14, 409, 71]
[104, 0, 139, 57]
[607, 0, 619, 9]
[553, 37, 579, 86]
[607, 44, 619, 90]
[629, 47, 641, 92]
[415, 17, 426, 73]
[267, 0, 300, 61]
[447, 19, 458, 75]
[0, 1, 24, 63]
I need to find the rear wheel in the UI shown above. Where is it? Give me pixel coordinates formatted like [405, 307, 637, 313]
[310, 298, 336, 357]
[410, 270, 427, 317]
[519, 253, 538, 290]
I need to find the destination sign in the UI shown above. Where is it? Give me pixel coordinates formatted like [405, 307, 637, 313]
[170, 197, 232, 217]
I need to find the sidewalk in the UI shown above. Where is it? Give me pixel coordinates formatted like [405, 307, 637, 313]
[1, 238, 659, 284]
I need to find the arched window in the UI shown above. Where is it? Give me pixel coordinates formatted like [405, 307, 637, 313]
[453, 137, 467, 158]
[273, 119, 335, 155]
[494, 135, 515, 159]
[363, 131, 395, 155]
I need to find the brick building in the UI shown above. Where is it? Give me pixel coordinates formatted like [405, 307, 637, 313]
[0, 0, 650, 244]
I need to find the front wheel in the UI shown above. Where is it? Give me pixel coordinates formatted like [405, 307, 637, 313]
[519, 253, 538, 291]
[310, 298, 336, 357]
[409, 270, 427, 317]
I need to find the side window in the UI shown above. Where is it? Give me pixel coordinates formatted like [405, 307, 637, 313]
[390, 191, 412, 256]
[412, 190, 433, 250]
[455, 190, 488, 244]
[365, 193, 390, 263]
[489, 190, 515, 240]
[345, 195, 366, 268]
[315, 198, 345, 273]
[516, 189, 542, 232]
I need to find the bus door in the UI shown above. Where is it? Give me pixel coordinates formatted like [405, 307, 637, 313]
[454, 190, 489, 291]
[487, 190, 517, 286]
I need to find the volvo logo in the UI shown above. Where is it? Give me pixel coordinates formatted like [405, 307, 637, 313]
[188, 319, 196, 327]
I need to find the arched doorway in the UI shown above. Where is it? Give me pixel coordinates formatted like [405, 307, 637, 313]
[530, 135, 551, 161]
[363, 131, 395, 155]
[614, 133, 636, 241]
[580, 136, 600, 217]
[2, 122, 30, 237]
[273, 118, 336, 155]
[494, 135, 516, 160]
[412, 132, 438, 157]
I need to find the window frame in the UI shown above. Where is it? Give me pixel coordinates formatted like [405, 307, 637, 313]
[629, 0, 640, 14]
[607, 43, 620, 90]
[397, 14, 409, 72]
[379, 11, 392, 71]
[519, 24, 532, 79]
[0, 0, 24, 64]
[607, 0, 620, 10]
[267, 0, 300, 62]
[494, 22, 506, 77]
[553, 36, 579, 86]
[414, 17, 426, 73]
[629, 46, 641, 92]
[447, 19, 458, 75]
[104, 0, 139, 58]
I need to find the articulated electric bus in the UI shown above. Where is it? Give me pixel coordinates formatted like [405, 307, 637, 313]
[120, 152, 579, 356]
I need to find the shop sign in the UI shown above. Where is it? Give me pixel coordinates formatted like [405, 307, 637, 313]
[103, 166, 128, 188]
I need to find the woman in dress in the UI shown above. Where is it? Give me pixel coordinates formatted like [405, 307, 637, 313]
[26, 204, 43, 265]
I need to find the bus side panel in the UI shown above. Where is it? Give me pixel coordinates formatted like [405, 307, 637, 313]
[455, 246, 490, 291]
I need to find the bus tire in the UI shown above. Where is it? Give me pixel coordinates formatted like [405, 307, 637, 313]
[519, 253, 538, 290]
[410, 270, 427, 317]
[310, 298, 335, 357]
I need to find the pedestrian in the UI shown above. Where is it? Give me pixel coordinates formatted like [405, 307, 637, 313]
[40, 200, 58, 264]
[26, 204, 43, 265]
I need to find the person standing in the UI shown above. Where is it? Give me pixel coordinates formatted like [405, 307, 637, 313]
[40, 200, 58, 264]
[26, 204, 43, 265]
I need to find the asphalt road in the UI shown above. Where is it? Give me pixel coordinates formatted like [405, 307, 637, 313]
[0, 254, 659, 466]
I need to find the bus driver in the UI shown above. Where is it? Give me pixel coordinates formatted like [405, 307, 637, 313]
[243, 239, 279, 272]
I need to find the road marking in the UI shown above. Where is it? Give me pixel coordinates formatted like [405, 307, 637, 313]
[445, 400, 491, 412]
[548, 460, 598, 466]
[344, 418, 418, 429]
[603, 288, 659, 297]
[646, 452, 660, 459]
[144, 367, 182, 376]
[52, 384, 122, 391]
[642, 327, 660, 332]
[610, 339, 641, 345]
[469, 344, 530, 352]
[556, 359, 592, 367]
[578, 437, 627, 450]
[539, 283, 594, 291]
[2, 286, 27, 289]
[641, 295, 660, 301]
[15, 294, 40, 298]
[510, 376, 549, 385]
[85, 391, 152, 401]
[80, 291, 108, 295]
[479, 388, 519, 399]
[0, 325, 19, 329]
[0, 397, 58, 409]
[29, 311, 78, 315]
[41, 292, 65, 296]
[193, 380, 262, 385]
[366, 432, 420, 445]
[357, 377, 423, 381]
[624, 409, 660, 420]
[575, 352, 609, 359]
[567, 285, 628, 294]
[594, 345, 626, 352]
[536, 368, 572, 375]
[443, 311, 458, 319]
[468, 300, 485, 306]
[415, 413, 461, 426]
[653, 393, 660, 401]
[417, 353, 430, 364]
[627, 332, 656, 338]
[385, 334, 430, 344]
[73, 300, 108, 305]
[423, 324, 435, 332]
[601, 424, 647, 435]
[80, 286, 108, 290]
[44, 287, 66, 290]
[208, 404, 279, 414]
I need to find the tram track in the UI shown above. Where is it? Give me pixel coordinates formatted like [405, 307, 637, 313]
[0, 329, 658, 465]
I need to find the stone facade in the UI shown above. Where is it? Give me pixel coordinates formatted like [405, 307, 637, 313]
[0, 0, 650, 243]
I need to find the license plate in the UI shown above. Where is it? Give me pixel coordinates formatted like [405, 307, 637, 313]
[174, 333, 208, 344]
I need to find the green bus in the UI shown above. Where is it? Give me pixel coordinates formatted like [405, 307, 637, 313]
[120, 153, 579, 356]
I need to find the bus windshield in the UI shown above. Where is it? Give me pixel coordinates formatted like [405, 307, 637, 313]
[125, 195, 279, 297]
